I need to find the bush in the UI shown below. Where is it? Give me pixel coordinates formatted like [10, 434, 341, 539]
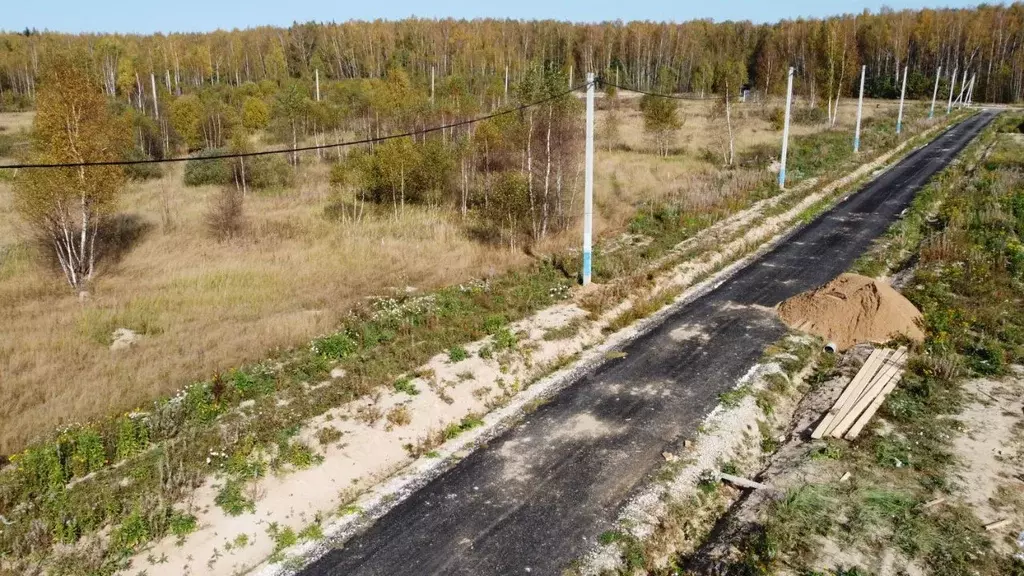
[184, 148, 293, 190]
[184, 149, 233, 186]
[206, 187, 246, 240]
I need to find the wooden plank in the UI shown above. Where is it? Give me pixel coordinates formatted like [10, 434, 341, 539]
[719, 472, 772, 491]
[984, 518, 1011, 531]
[844, 362, 907, 439]
[831, 347, 907, 438]
[819, 348, 891, 437]
[832, 348, 907, 438]
[811, 348, 889, 439]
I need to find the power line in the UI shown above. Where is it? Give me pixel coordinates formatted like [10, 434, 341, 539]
[0, 81, 594, 170]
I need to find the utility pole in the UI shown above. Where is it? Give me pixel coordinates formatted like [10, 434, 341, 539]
[431, 66, 435, 105]
[569, 65, 573, 88]
[779, 67, 794, 190]
[896, 65, 908, 135]
[929, 66, 941, 118]
[150, 72, 159, 121]
[854, 65, 866, 152]
[966, 74, 976, 107]
[315, 69, 320, 102]
[947, 66, 958, 115]
[582, 73, 595, 286]
[504, 65, 509, 100]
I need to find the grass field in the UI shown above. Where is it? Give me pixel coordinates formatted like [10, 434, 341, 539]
[0, 95, 912, 454]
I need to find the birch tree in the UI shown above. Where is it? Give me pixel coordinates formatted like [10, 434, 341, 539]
[14, 50, 129, 292]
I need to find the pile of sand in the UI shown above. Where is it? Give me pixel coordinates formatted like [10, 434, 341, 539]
[777, 273, 925, 351]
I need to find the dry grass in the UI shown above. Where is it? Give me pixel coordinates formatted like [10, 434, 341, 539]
[0, 111, 34, 134]
[0, 97, 909, 453]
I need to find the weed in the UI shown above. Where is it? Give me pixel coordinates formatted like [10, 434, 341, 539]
[447, 346, 469, 363]
[266, 522, 298, 562]
[542, 317, 586, 341]
[385, 405, 412, 429]
[339, 504, 362, 516]
[492, 327, 518, 351]
[273, 439, 322, 471]
[442, 414, 485, 440]
[809, 441, 844, 461]
[168, 512, 198, 543]
[315, 426, 343, 446]
[393, 377, 420, 395]
[215, 479, 256, 516]
[719, 384, 753, 408]
[298, 522, 323, 542]
[697, 469, 720, 494]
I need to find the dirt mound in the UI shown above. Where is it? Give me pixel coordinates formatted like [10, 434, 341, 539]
[777, 273, 924, 351]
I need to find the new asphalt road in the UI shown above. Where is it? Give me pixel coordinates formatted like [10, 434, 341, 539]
[300, 111, 996, 576]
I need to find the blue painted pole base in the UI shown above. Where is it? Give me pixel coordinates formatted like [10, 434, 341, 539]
[853, 136, 860, 153]
[581, 250, 592, 285]
[777, 168, 786, 189]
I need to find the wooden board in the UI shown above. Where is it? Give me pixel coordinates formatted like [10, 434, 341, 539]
[845, 359, 908, 439]
[847, 366, 905, 434]
[811, 348, 889, 439]
[830, 347, 907, 438]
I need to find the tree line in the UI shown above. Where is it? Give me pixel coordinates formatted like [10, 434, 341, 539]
[3, 4, 1024, 111]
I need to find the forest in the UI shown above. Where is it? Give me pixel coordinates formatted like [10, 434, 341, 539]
[3, 4, 1024, 109]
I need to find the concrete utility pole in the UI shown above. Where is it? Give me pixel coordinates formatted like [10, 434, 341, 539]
[431, 66, 435, 105]
[582, 72, 595, 286]
[315, 69, 320, 102]
[929, 66, 941, 118]
[569, 65, 573, 89]
[504, 65, 509, 100]
[896, 65, 908, 135]
[947, 66, 958, 115]
[854, 65, 866, 153]
[779, 67, 794, 190]
[150, 72, 159, 121]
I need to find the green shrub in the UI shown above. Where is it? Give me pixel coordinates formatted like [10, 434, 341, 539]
[183, 149, 234, 186]
[184, 148, 293, 189]
[447, 345, 469, 363]
[66, 426, 107, 478]
[393, 377, 420, 395]
[114, 415, 150, 461]
[311, 332, 358, 360]
[215, 479, 255, 516]
[168, 512, 198, 540]
[230, 367, 276, 400]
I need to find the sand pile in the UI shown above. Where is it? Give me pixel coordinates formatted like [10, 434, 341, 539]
[777, 273, 924, 350]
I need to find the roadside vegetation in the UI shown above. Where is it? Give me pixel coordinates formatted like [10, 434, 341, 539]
[683, 116, 1024, 576]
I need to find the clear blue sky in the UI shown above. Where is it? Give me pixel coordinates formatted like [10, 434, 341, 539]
[6, 0, 986, 35]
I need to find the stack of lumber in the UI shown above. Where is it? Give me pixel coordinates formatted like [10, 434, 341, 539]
[812, 347, 908, 440]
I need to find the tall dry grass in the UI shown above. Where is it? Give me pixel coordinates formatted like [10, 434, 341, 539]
[0, 97, 901, 453]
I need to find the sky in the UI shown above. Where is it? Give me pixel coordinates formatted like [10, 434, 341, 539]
[6, 0, 987, 35]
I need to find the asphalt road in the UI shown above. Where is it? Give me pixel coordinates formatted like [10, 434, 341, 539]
[300, 111, 995, 576]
